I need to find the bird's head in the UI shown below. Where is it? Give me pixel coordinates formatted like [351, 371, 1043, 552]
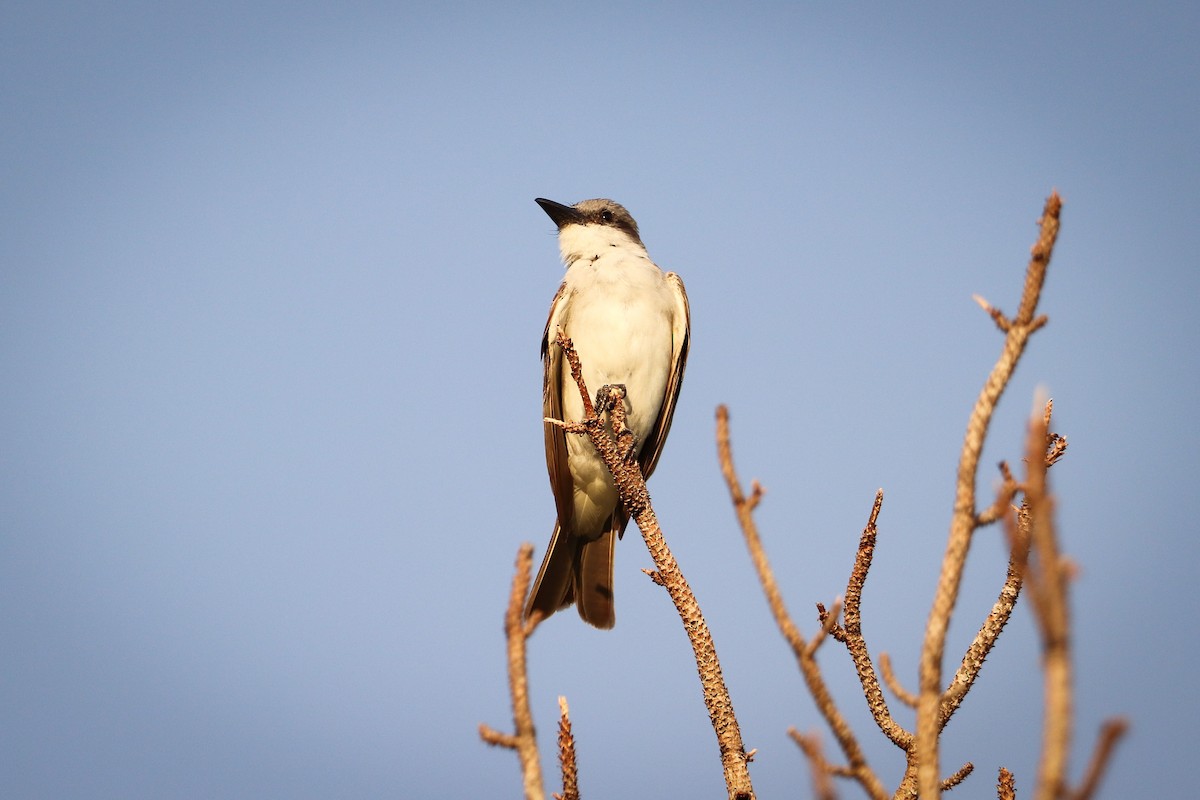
[535, 197, 646, 264]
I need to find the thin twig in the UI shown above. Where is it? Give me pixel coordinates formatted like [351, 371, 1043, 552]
[839, 491, 911, 749]
[1067, 718, 1129, 800]
[997, 767, 1016, 800]
[975, 462, 1017, 527]
[945, 406, 1072, 725]
[553, 332, 755, 800]
[940, 547, 1026, 723]
[554, 696, 580, 800]
[808, 598, 843, 657]
[718, 406, 888, 800]
[941, 762, 975, 792]
[879, 653, 918, 708]
[1019, 399, 1072, 800]
[788, 729, 839, 800]
[817, 601, 848, 644]
[916, 192, 1062, 798]
[479, 544, 545, 800]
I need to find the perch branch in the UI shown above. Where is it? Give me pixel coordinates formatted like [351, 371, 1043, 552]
[550, 330, 755, 800]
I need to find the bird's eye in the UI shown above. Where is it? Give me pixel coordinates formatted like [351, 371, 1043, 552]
[600, 210, 613, 222]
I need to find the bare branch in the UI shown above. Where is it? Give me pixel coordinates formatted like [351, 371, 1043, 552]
[554, 696, 579, 800]
[817, 601, 848, 644]
[839, 490, 911, 749]
[972, 293, 1011, 332]
[479, 726, 519, 749]
[941, 548, 1026, 724]
[997, 767, 1016, 800]
[916, 192, 1063, 798]
[554, 333, 755, 800]
[808, 598, 843, 657]
[1067, 718, 1129, 800]
[716, 405, 805, 657]
[788, 729, 840, 800]
[942, 762, 975, 792]
[718, 406, 888, 800]
[1019, 399, 1072, 800]
[480, 544, 545, 800]
[879, 653, 918, 709]
[975, 462, 1018, 527]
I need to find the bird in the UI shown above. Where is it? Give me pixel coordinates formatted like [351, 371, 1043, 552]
[525, 197, 690, 629]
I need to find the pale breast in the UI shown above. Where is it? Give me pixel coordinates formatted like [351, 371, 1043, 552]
[560, 255, 674, 445]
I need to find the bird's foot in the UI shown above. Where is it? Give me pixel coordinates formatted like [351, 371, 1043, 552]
[617, 428, 638, 463]
[593, 384, 627, 414]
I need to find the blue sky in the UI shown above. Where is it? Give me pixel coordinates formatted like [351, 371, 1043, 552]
[2, 3, 1197, 797]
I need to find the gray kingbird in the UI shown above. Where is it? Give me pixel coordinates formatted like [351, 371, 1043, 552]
[525, 197, 690, 629]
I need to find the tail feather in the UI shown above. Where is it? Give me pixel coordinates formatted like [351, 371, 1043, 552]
[525, 523, 575, 623]
[574, 529, 616, 629]
[525, 520, 618, 630]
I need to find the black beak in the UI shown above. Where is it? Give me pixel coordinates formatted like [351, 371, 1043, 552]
[535, 198, 583, 228]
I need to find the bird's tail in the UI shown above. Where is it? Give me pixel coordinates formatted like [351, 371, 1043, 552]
[525, 522, 617, 629]
[573, 529, 616, 629]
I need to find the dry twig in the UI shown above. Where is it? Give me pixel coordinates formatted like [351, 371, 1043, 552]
[1068, 718, 1129, 800]
[1017, 402, 1071, 800]
[718, 406, 889, 800]
[942, 762, 975, 792]
[788, 729, 839, 800]
[548, 331, 755, 800]
[1011, 402, 1127, 800]
[554, 696, 579, 800]
[838, 491, 910, 750]
[479, 544, 545, 800]
[878, 653, 918, 709]
[997, 767, 1016, 800]
[915, 192, 1062, 797]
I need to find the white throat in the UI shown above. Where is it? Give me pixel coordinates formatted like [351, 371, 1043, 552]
[557, 223, 647, 267]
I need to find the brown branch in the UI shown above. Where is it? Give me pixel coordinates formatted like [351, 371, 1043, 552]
[972, 294, 1011, 332]
[553, 696, 579, 800]
[878, 653, 918, 708]
[997, 767, 1016, 800]
[552, 331, 755, 800]
[788, 729, 839, 800]
[1018, 400, 1072, 800]
[808, 598, 843, 656]
[1067, 718, 1129, 800]
[975, 462, 1017, 527]
[916, 192, 1062, 798]
[718, 405, 888, 800]
[817, 601, 847, 644]
[716, 405, 806, 658]
[839, 491, 912, 750]
[945, 402, 1073, 727]
[940, 546, 1026, 724]
[479, 544, 545, 800]
[942, 762, 975, 792]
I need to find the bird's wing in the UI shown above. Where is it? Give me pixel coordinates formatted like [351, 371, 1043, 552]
[542, 282, 575, 533]
[637, 271, 690, 481]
